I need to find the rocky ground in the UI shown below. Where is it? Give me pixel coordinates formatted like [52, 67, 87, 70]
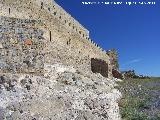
[0, 63, 122, 120]
[117, 77, 160, 120]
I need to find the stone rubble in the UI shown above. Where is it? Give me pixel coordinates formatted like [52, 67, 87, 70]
[0, 63, 122, 120]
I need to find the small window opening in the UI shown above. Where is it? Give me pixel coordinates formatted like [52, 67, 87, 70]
[9, 8, 10, 14]
[69, 23, 71, 26]
[41, 2, 43, 9]
[67, 39, 71, 45]
[48, 7, 50, 11]
[49, 31, 51, 41]
[79, 31, 81, 34]
[54, 12, 56, 15]
[69, 39, 71, 43]
[59, 16, 61, 19]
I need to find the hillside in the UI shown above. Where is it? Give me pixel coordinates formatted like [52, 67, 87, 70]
[0, 63, 122, 120]
[117, 77, 160, 120]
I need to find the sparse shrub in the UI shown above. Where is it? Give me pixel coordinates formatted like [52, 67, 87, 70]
[117, 78, 160, 120]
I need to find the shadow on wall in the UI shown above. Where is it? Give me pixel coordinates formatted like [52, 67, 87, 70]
[91, 58, 108, 78]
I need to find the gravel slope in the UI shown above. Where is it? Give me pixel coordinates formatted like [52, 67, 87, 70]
[0, 63, 122, 120]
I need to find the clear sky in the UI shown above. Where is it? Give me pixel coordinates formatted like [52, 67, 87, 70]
[55, 0, 160, 77]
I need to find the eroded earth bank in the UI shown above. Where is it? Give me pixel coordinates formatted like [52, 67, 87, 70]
[0, 63, 122, 120]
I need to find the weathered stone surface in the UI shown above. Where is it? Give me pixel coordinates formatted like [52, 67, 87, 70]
[0, 16, 45, 74]
[91, 58, 109, 78]
[0, 63, 122, 120]
[106, 49, 119, 71]
[112, 69, 123, 79]
[0, 0, 122, 119]
[0, 0, 112, 78]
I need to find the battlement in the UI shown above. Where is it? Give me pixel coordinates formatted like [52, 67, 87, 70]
[30, 0, 89, 38]
[42, 0, 89, 38]
[0, 0, 113, 78]
[0, 0, 107, 52]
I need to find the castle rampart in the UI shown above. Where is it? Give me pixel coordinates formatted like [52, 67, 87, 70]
[0, 0, 112, 78]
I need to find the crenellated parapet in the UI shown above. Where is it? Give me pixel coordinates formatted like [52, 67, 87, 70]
[0, 0, 106, 52]
[34, 0, 89, 38]
[0, 0, 113, 78]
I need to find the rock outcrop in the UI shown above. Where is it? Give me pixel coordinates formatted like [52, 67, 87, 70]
[0, 63, 122, 120]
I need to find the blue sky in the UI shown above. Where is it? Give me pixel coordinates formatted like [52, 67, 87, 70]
[55, 0, 160, 77]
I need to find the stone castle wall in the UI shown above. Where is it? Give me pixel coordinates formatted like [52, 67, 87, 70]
[107, 49, 119, 71]
[0, 16, 45, 74]
[0, 0, 112, 78]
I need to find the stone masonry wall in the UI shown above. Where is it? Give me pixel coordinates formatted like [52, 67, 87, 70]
[0, 0, 112, 78]
[106, 49, 119, 71]
[0, 16, 45, 75]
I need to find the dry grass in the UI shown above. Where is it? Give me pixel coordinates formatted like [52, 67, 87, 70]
[116, 78, 160, 120]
